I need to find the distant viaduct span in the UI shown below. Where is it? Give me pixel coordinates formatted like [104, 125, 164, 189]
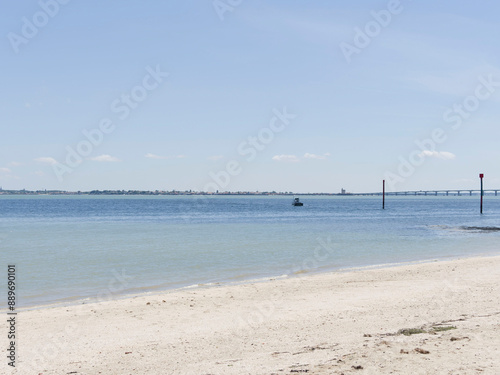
[354, 189, 499, 196]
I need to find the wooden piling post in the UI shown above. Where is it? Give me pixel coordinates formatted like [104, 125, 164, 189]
[480, 174, 484, 214]
[382, 180, 385, 210]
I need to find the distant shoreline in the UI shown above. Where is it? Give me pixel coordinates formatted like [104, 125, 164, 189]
[1, 189, 498, 196]
[0, 189, 350, 196]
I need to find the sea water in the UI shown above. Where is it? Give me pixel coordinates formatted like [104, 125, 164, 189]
[1, 195, 499, 307]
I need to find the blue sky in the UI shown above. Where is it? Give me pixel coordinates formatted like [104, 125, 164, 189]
[1, 0, 500, 192]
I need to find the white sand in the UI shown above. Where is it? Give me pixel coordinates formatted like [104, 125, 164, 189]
[3, 255, 500, 374]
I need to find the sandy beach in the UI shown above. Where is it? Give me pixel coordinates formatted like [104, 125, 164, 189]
[4, 255, 500, 374]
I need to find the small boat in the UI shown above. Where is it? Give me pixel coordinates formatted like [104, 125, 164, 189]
[292, 197, 303, 206]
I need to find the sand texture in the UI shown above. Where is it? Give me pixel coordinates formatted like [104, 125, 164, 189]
[3, 256, 500, 374]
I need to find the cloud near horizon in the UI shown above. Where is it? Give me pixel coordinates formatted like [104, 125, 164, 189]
[145, 153, 185, 160]
[208, 155, 224, 161]
[272, 154, 300, 162]
[34, 157, 58, 165]
[419, 150, 456, 160]
[0, 167, 12, 173]
[273, 152, 331, 162]
[304, 152, 331, 160]
[90, 154, 121, 162]
[145, 153, 168, 160]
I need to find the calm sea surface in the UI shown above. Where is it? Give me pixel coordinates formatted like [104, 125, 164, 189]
[1, 195, 499, 307]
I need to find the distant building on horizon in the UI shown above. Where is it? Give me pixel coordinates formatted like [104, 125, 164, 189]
[340, 188, 352, 195]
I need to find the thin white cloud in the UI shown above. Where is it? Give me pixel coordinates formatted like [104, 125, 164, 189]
[0, 167, 11, 173]
[208, 155, 224, 161]
[34, 171, 45, 177]
[410, 69, 500, 98]
[241, 5, 350, 45]
[272, 154, 300, 162]
[145, 153, 185, 160]
[304, 152, 330, 160]
[419, 150, 456, 160]
[90, 154, 121, 162]
[34, 157, 58, 165]
[9, 162, 24, 167]
[145, 153, 169, 159]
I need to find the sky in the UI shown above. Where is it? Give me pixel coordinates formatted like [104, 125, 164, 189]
[1, 0, 500, 193]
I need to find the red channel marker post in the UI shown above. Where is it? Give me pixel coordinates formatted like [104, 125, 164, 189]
[480, 173, 484, 214]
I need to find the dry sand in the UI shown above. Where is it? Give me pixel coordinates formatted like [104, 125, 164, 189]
[3, 255, 500, 374]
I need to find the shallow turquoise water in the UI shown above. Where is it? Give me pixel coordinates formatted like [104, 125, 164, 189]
[1, 195, 499, 307]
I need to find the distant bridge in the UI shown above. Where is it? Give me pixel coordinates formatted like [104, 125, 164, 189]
[354, 189, 499, 196]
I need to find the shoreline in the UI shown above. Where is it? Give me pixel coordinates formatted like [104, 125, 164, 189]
[4, 251, 500, 312]
[3, 254, 500, 374]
